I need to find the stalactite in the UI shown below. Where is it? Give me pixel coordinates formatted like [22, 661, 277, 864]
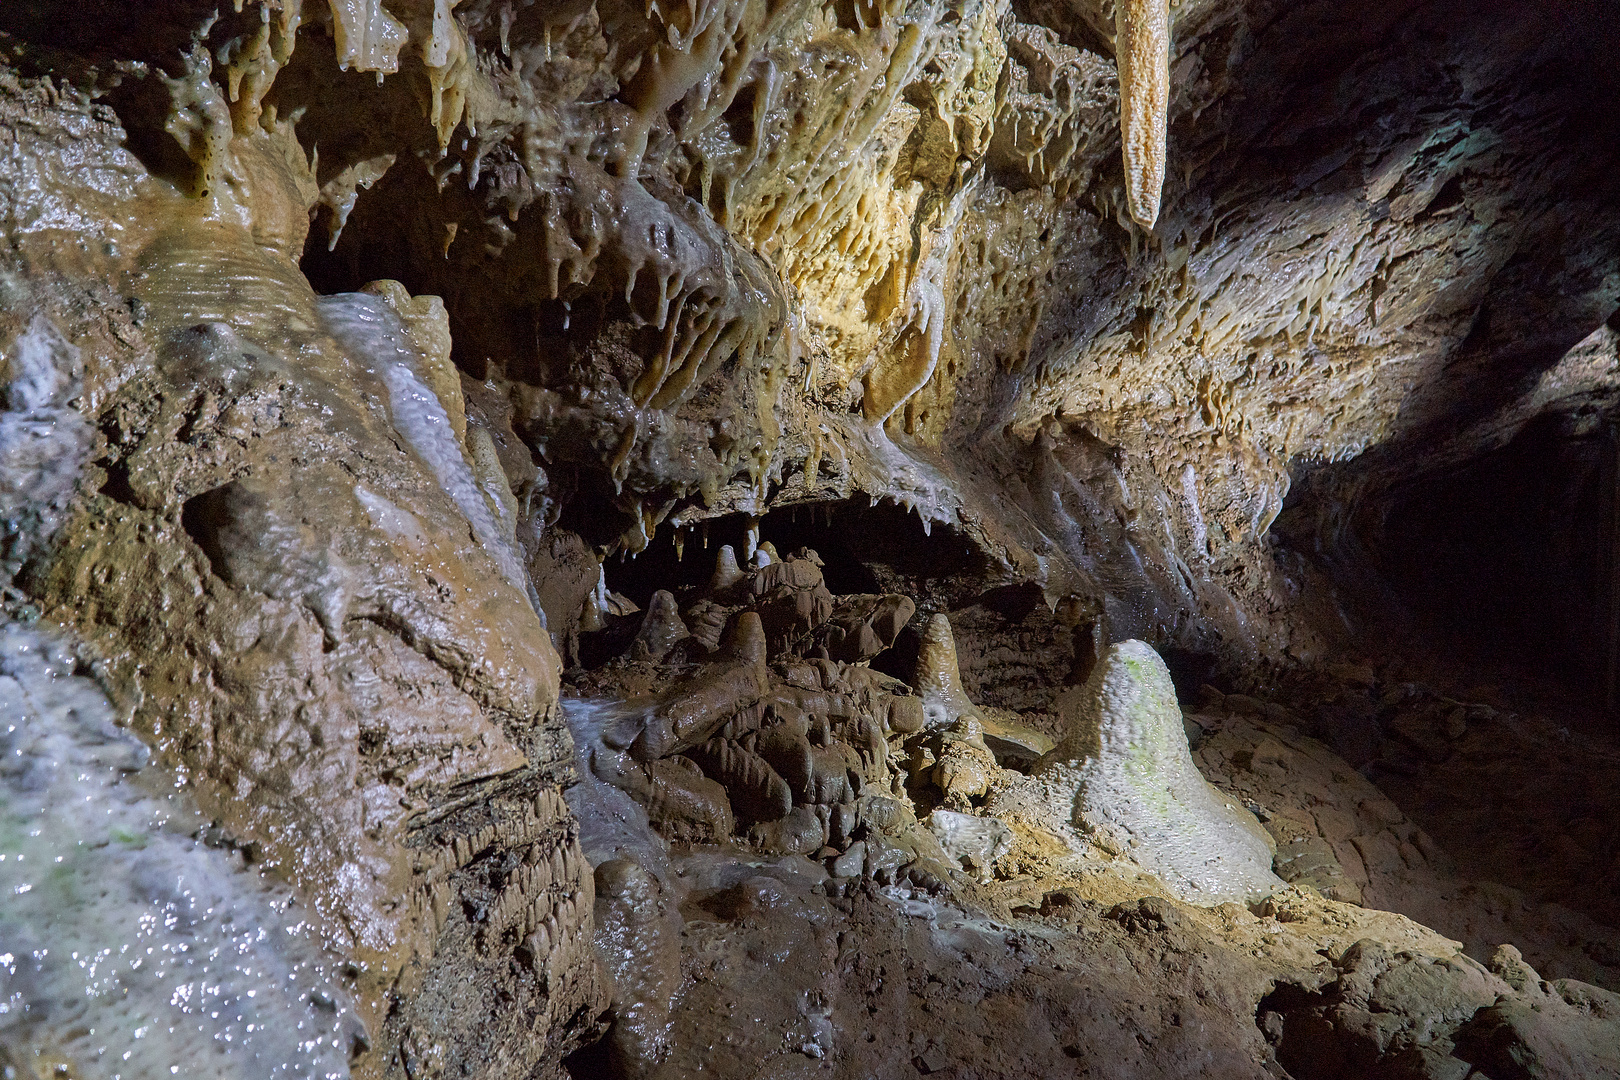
[160, 40, 234, 199]
[327, 0, 408, 74]
[421, 0, 474, 149]
[1115, 0, 1169, 229]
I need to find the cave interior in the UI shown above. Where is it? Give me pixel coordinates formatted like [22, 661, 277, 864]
[4, 0, 1620, 1077]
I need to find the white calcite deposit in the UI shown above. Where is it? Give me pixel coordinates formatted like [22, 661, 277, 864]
[1034, 639, 1281, 905]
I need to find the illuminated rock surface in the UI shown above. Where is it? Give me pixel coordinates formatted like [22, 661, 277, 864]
[0, 619, 358, 1080]
[1033, 639, 1282, 905]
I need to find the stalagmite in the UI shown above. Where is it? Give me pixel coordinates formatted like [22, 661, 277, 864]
[1034, 641, 1281, 905]
[912, 613, 984, 730]
[632, 589, 690, 661]
[722, 610, 767, 665]
[580, 562, 610, 631]
[711, 544, 744, 589]
[744, 517, 761, 560]
[1116, 0, 1170, 228]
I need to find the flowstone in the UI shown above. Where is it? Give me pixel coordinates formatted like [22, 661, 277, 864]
[1035, 640, 1281, 905]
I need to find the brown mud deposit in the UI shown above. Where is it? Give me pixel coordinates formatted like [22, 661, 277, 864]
[4, 0, 1620, 1077]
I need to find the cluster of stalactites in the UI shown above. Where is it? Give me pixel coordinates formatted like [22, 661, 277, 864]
[164, 0, 478, 214]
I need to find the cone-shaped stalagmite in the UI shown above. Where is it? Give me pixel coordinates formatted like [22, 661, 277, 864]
[632, 590, 689, 661]
[913, 613, 984, 730]
[710, 544, 744, 590]
[1117, 0, 1170, 229]
[1034, 640, 1280, 905]
[915, 617, 1055, 765]
[722, 610, 767, 666]
[580, 564, 608, 632]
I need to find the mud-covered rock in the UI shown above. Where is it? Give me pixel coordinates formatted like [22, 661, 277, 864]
[1262, 940, 1620, 1080]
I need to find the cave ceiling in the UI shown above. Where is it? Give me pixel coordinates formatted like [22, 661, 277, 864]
[5, 0, 1620, 660]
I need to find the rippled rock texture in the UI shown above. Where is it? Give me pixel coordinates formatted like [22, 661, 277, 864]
[5, 0, 1620, 1076]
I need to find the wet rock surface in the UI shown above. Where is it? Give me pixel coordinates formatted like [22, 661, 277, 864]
[0, 67, 603, 1075]
[556, 562, 1620, 1079]
[1024, 640, 1282, 906]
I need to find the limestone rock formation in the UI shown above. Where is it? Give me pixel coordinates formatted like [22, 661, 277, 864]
[1033, 639, 1281, 905]
[0, 621, 361, 1078]
[913, 612, 985, 730]
[1115, 0, 1169, 228]
[0, 56, 602, 1076]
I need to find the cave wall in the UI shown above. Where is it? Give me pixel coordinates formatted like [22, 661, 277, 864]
[273, 0, 1620, 669]
[0, 63, 604, 1077]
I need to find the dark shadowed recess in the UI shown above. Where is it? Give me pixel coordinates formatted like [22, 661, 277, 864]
[598, 499, 986, 611]
[1272, 412, 1620, 733]
[1374, 413, 1614, 705]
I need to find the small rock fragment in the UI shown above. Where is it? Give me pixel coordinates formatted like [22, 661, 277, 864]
[927, 809, 1012, 881]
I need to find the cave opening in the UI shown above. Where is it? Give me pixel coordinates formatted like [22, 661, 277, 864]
[574, 497, 990, 673]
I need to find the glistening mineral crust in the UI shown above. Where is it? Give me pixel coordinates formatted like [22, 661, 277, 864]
[1029, 639, 1282, 905]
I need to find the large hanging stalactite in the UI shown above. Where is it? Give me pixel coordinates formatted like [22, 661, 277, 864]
[1115, 0, 1168, 228]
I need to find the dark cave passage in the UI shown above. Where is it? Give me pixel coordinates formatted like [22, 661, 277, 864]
[1259, 407, 1620, 949]
[1370, 412, 1616, 717]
